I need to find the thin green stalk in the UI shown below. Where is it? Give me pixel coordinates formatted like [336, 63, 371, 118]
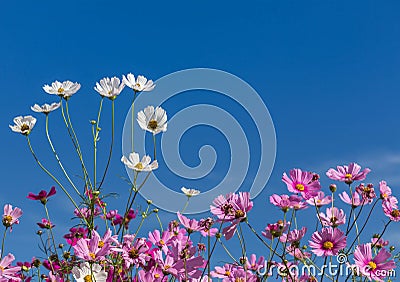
[44, 205, 58, 256]
[93, 98, 104, 190]
[181, 198, 190, 213]
[1, 228, 7, 259]
[98, 99, 114, 190]
[45, 114, 82, 199]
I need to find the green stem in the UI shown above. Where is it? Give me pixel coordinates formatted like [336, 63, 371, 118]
[44, 205, 58, 256]
[0, 228, 7, 259]
[93, 98, 104, 190]
[98, 99, 114, 190]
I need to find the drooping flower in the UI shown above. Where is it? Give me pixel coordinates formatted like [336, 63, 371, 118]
[2, 204, 22, 229]
[31, 103, 61, 114]
[37, 218, 55, 229]
[319, 207, 346, 227]
[137, 105, 167, 135]
[262, 220, 290, 240]
[94, 76, 125, 100]
[9, 116, 37, 135]
[27, 186, 56, 205]
[356, 183, 376, 203]
[306, 191, 332, 207]
[0, 253, 21, 281]
[309, 227, 347, 257]
[326, 162, 371, 185]
[371, 236, 389, 248]
[282, 169, 321, 200]
[121, 152, 158, 172]
[353, 243, 395, 282]
[181, 187, 201, 197]
[43, 80, 81, 99]
[123, 73, 155, 92]
[339, 191, 367, 208]
[72, 262, 107, 282]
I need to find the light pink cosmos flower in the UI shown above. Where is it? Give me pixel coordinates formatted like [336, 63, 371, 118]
[148, 229, 171, 253]
[0, 253, 21, 281]
[356, 183, 376, 204]
[282, 169, 321, 200]
[353, 243, 395, 282]
[37, 218, 55, 229]
[289, 195, 309, 210]
[382, 201, 400, 221]
[177, 212, 203, 233]
[339, 191, 367, 208]
[306, 191, 332, 207]
[309, 227, 347, 257]
[379, 180, 398, 207]
[246, 254, 265, 272]
[2, 204, 22, 229]
[326, 162, 371, 185]
[319, 207, 346, 227]
[210, 192, 253, 222]
[262, 220, 290, 240]
[280, 227, 307, 244]
[73, 230, 111, 261]
[371, 237, 389, 248]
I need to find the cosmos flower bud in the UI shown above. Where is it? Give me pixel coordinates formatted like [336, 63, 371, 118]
[146, 199, 153, 205]
[329, 184, 337, 193]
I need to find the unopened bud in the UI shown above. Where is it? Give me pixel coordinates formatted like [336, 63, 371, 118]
[329, 184, 337, 193]
[216, 233, 222, 239]
[146, 199, 153, 205]
[153, 208, 159, 213]
[390, 246, 395, 252]
[36, 230, 43, 235]
[90, 120, 96, 125]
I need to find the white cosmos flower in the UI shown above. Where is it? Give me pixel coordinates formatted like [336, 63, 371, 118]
[123, 73, 155, 92]
[137, 106, 167, 135]
[94, 77, 125, 99]
[181, 187, 201, 197]
[31, 102, 61, 114]
[43, 80, 81, 99]
[72, 262, 107, 282]
[9, 116, 37, 135]
[121, 152, 158, 172]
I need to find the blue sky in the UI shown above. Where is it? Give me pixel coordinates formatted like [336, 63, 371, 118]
[1, 0, 400, 277]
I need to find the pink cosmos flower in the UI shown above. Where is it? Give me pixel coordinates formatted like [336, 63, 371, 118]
[262, 220, 290, 240]
[353, 243, 395, 282]
[371, 237, 389, 248]
[339, 191, 367, 208]
[2, 204, 22, 229]
[319, 207, 346, 227]
[270, 194, 293, 212]
[309, 227, 347, 256]
[27, 186, 56, 205]
[280, 227, 307, 244]
[0, 253, 21, 281]
[210, 192, 253, 222]
[37, 218, 55, 229]
[73, 230, 111, 261]
[290, 195, 309, 210]
[379, 180, 398, 208]
[64, 227, 88, 246]
[306, 192, 332, 208]
[286, 245, 312, 260]
[382, 201, 400, 221]
[326, 162, 371, 184]
[246, 254, 265, 272]
[282, 169, 321, 200]
[148, 229, 171, 253]
[199, 217, 218, 237]
[356, 183, 376, 203]
[177, 212, 203, 233]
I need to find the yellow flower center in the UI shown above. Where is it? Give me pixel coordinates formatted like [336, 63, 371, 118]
[134, 162, 144, 170]
[2, 215, 13, 226]
[129, 247, 139, 259]
[57, 87, 64, 94]
[0, 266, 4, 271]
[83, 275, 92, 282]
[135, 83, 141, 88]
[323, 241, 334, 250]
[382, 193, 388, 198]
[89, 252, 96, 260]
[148, 119, 158, 130]
[295, 184, 305, 191]
[391, 209, 400, 218]
[20, 124, 30, 132]
[154, 273, 160, 278]
[345, 173, 352, 179]
[159, 239, 165, 245]
[98, 241, 104, 248]
[225, 270, 231, 276]
[316, 199, 322, 203]
[368, 261, 377, 270]
[164, 265, 171, 270]
[235, 210, 245, 219]
[108, 90, 112, 95]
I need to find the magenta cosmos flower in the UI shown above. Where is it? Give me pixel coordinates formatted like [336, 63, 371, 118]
[353, 243, 395, 281]
[0, 253, 21, 281]
[326, 162, 371, 185]
[309, 227, 347, 256]
[282, 169, 321, 200]
[2, 204, 22, 229]
[27, 186, 56, 205]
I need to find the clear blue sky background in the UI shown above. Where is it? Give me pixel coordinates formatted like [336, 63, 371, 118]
[1, 0, 399, 277]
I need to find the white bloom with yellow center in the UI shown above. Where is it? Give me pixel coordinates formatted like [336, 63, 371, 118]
[121, 152, 158, 172]
[137, 106, 167, 135]
[94, 77, 125, 99]
[43, 80, 81, 98]
[9, 116, 37, 135]
[72, 262, 107, 282]
[181, 187, 201, 197]
[31, 102, 61, 114]
[123, 73, 155, 92]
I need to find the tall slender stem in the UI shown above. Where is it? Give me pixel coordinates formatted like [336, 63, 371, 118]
[93, 98, 104, 190]
[98, 99, 114, 190]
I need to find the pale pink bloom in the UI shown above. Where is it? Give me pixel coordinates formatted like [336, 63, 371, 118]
[210, 192, 253, 222]
[371, 237, 389, 248]
[246, 254, 265, 272]
[270, 194, 293, 212]
[379, 180, 398, 207]
[287, 245, 312, 260]
[280, 227, 307, 244]
[306, 191, 332, 207]
[262, 220, 290, 240]
[282, 169, 321, 200]
[326, 162, 370, 184]
[2, 204, 22, 229]
[73, 230, 110, 261]
[0, 253, 21, 281]
[177, 212, 203, 233]
[290, 195, 309, 210]
[382, 201, 400, 221]
[339, 191, 367, 208]
[148, 229, 171, 253]
[353, 243, 395, 282]
[319, 207, 346, 227]
[356, 183, 376, 203]
[309, 227, 347, 257]
[210, 264, 236, 279]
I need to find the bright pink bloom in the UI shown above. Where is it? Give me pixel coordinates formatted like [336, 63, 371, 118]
[2, 204, 22, 229]
[64, 227, 88, 246]
[74, 207, 101, 220]
[353, 243, 395, 281]
[319, 207, 346, 227]
[246, 254, 265, 272]
[282, 169, 321, 200]
[309, 227, 347, 256]
[339, 191, 367, 208]
[199, 217, 218, 237]
[306, 191, 332, 207]
[262, 220, 290, 240]
[37, 218, 55, 229]
[27, 186, 56, 204]
[73, 230, 111, 261]
[210, 192, 253, 222]
[148, 229, 171, 253]
[0, 253, 21, 281]
[326, 162, 370, 184]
